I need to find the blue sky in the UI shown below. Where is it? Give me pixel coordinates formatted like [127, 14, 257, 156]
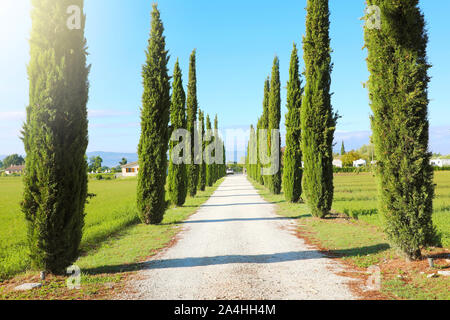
[1, 0, 449, 161]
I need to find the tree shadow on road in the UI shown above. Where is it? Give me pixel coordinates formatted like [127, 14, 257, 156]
[83, 244, 391, 275]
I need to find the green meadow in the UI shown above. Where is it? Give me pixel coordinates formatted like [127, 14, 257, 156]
[251, 171, 450, 300]
[333, 171, 450, 247]
[0, 176, 223, 282]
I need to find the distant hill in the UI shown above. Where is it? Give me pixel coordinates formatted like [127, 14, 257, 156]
[86, 151, 138, 168]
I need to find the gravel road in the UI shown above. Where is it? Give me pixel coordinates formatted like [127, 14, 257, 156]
[126, 174, 356, 300]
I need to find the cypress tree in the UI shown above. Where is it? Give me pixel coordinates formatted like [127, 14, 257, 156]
[256, 117, 263, 184]
[205, 114, 214, 186]
[364, 0, 437, 260]
[340, 141, 346, 155]
[168, 60, 187, 206]
[301, 0, 337, 218]
[22, 0, 89, 273]
[137, 4, 171, 224]
[222, 143, 226, 178]
[268, 56, 282, 194]
[198, 109, 206, 191]
[213, 115, 219, 183]
[283, 44, 303, 202]
[248, 125, 257, 180]
[187, 50, 199, 197]
[261, 77, 270, 186]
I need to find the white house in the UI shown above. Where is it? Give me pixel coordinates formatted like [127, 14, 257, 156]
[121, 161, 139, 177]
[332, 159, 343, 168]
[430, 159, 450, 168]
[5, 165, 25, 175]
[353, 159, 367, 167]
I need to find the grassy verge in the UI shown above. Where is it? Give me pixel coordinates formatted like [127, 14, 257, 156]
[0, 178, 224, 300]
[249, 175, 450, 300]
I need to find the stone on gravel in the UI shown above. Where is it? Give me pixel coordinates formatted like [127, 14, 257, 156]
[14, 283, 42, 291]
[427, 273, 438, 279]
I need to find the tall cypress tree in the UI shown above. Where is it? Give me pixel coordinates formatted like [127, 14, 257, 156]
[187, 50, 199, 197]
[213, 115, 219, 183]
[222, 142, 226, 178]
[283, 44, 303, 203]
[137, 4, 171, 224]
[256, 116, 263, 184]
[198, 109, 206, 191]
[22, 0, 89, 273]
[364, 0, 437, 260]
[268, 56, 282, 194]
[301, 0, 337, 218]
[248, 125, 257, 180]
[261, 77, 270, 186]
[205, 114, 214, 186]
[168, 60, 187, 206]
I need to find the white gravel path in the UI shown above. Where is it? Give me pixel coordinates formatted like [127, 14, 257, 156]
[125, 174, 357, 300]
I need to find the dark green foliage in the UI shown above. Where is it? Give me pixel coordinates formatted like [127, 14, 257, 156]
[168, 60, 188, 206]
[301, 0, 337, 218]
[341, 141, 346, 155]
[2, 154, 25, 168]
[213, 115, 219, 183]
[205, 114, 214, 187]
[247, 125, 257, 180]
[267, 57, 282, 194]
[283, 44, 303, 203]
[198, 109, 206, 191]
[364, 0, 437, 260]
[21, 0, 89, 274]
[187, 50, 199, 197]
[256, 117, 263, 184]
[89, 156, 103, 172]
[137, 4, 171, 224]
[258, 78, 271, 186]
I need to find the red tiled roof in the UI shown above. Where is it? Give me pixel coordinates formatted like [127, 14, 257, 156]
[6, 165, 25, 171]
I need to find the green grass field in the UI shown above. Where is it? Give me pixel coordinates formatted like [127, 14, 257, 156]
[250, 171, 450, 300]
[333, 171, 450, 247]
[0, 176, 223, 283]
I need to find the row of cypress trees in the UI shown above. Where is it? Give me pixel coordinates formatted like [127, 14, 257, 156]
[139, 6, 226, 224]
[22, 2, 226, 274]
[246, 0, 438, 260]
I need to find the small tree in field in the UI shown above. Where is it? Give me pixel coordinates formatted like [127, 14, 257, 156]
[137, 4, 171, 224]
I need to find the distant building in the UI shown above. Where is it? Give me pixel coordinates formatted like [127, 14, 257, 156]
[430, 159, 450, 168]
[5, 165, 25, 175]
[353, 159, 367, 168]
[121, 161, 139, 177]
[332, 159, 343, 168]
